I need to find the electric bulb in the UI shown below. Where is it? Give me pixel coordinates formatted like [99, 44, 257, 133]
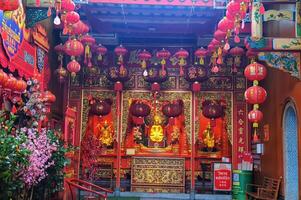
[143, 69, 148, 77]
[54, 16, 61, 25]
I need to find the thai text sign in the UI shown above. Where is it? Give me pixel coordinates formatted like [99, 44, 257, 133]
[0, 4, 25, 60]
[213, 162, 232, 191]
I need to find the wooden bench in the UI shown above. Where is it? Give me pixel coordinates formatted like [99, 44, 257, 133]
[246, 176, 282, 200]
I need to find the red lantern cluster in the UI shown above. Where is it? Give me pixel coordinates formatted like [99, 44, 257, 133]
[244, 62, 267, 142]
[138, 50, 152, 70]
[0, 70, 27, 101]
[0, 0, 19, 11]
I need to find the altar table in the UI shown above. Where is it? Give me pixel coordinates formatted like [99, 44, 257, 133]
[131, 157, 185, 193]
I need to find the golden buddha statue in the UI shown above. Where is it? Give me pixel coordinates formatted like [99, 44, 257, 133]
[149, 114, 164, 143]
[97, 120, 114, 146]
[203, 124, 215, 149]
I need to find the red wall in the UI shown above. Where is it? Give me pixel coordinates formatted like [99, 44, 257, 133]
[257, 66, 301, 198]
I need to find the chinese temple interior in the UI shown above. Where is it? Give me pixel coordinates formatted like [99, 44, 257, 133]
[0, 0, 301, 200]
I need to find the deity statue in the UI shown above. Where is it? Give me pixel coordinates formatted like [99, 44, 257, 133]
[203, 123, 215, 151]
[149, 114, 164, 143]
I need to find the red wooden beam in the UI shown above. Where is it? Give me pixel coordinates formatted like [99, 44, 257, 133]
[88, 0, 214, 7]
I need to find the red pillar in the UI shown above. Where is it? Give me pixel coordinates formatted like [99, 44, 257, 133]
[191, 82, 201, 196]
[115, 82, 122, 195]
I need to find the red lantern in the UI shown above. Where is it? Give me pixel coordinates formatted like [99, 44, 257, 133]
[114, 45, 128, 74]
[96, 44, 107, 62]
[81, 34, 96, 67]
[246, 50, 258, 63]
[61, 0, 75, 12]
[202, 100, 225, 126]
[15, 79, 27, 92]
[194, 48, 207, 65]
[214, 30, 227, 42]
[175, 48, 189, 76]
[67, 60, 81, 78]
[65, 11, 80, 25]
[229, 46, 245, 71]
[244, 62, 267, 84]
[218, 17, 234, 34]
[70, 20, 86, 36]
[156, 48, 170, 76]
[3, 74, 17, 91]
[0, 69, 8, 87]
[64, 38, 84, 58]
[0, 0, 19, 11]
[162, 100, 183, 118]
[138, 49, 152, 69]
[244, 85, 267, 105]
[130, 101, 151, 125]
[248, 109, 263, 128]
[43, 91, 56, 113]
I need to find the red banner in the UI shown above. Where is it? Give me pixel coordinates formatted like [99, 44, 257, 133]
[213, 163, 232, 191]
[233, 96, 248, 169]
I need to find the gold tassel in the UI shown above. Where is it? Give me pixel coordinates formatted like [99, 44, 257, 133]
[199, 57, 204, 65]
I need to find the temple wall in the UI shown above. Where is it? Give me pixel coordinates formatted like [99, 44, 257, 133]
[259, 67, 301, 198]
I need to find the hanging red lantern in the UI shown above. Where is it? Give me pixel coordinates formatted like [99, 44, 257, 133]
[65, 11, 80, 25]
[14, 78, 27, 93]
[0, 0, 19, 11]
[138, 49, 152, 69]
[70, 20, 85, 36]
[96, 44, 107, 62]
[246, 50, 258, 63]
[175, 48, 189, 76]
[244, 85, 267, 105]
[202, 100, 225, 126]
[64, 38, 84, 59]
[3, 74, 17, 91]
[218, 17, 234, 49]
[43, 91, 56, 113]
[67, 60, 81, 78]
[156, 48, 171, 76]
[81, 34, 96, 67]
[61, 0, 75, 12]
[0, 69, 8, 87]
[63, 11, 80, 35]
[229, 46, 245, 72]
[194, 48, 207, 65]
[130, 101, 151, 125]
[162, 100, 183, 123]
[114, 45, 128, 75]
[214, 30, 227, 42]
[244, 62, 267, 85]
[248, 109, 263, 128]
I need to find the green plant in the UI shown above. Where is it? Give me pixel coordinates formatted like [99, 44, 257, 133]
[0, 112, 30, 200]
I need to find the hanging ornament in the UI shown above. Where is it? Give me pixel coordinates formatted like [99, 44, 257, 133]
[114, 45, 128, 75]
[96, 44, 107, 62]
[248, 109, 263, 128]
[43, 91, 56, 113]
[194, 48, 207, 65]
[175, 48, 189, 76]
[55, 66, 68, 83]
[246, 50, 258, 63]
[138, 49, 152, 69]
[244, 85, 267, 108]
[218, 17, 235, 49]
[259, 3, 265, 15]
[81, 34, 96, 67]
[64, 11, 80, 35]
[244, 62, 267, 85]
[156, 48, 171, 77]
[67, 59, 81, 78]
[229, 46, 244, 72]
[214, 30, 227, 43]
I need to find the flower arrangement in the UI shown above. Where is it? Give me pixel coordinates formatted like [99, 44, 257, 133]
[0, 78, 71, 199]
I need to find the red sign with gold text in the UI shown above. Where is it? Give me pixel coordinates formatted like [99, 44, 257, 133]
[236, 104, 247, 162]
[213, 163, 232, 191]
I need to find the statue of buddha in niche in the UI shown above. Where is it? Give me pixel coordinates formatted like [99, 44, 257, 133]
[149, 114, 164, 143]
